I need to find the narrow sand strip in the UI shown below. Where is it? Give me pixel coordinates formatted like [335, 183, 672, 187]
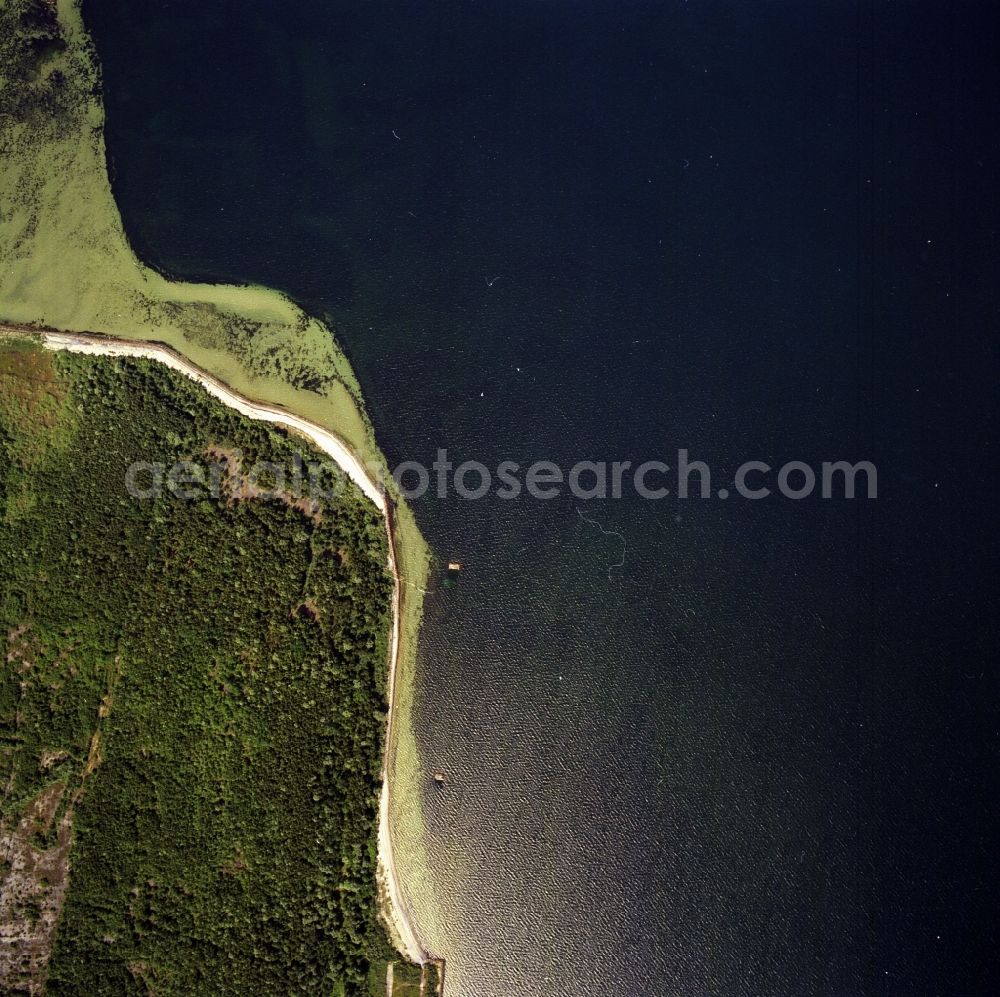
[38, 332, 385, 509]
[2, 326, 426, 967]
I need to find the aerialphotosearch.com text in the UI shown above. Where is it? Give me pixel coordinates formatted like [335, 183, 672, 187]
[125, 448, 878, 502]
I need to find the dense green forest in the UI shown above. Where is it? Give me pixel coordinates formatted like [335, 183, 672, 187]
[0, 339, 404, 994]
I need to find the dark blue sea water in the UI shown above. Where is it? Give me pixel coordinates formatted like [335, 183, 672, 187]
[84, 1, 997, 994]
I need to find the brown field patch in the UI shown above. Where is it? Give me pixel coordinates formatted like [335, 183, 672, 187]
[0, 343, 65, 434]
[0, 782, 72, 995]
[206, 444, 323, 522]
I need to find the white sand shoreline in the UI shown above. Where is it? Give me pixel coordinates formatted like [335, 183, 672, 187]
[2, 325, 427, 967]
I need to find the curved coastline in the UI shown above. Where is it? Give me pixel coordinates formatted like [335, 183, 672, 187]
[0, 323, 429, 969]
[2, 0, 439, 980]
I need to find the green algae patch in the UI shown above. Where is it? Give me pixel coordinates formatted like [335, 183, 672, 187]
[1, 0, 437, 971]
[0, 0, 368, 453]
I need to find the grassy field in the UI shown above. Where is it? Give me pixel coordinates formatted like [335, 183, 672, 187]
[0, 0, 440, 974]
